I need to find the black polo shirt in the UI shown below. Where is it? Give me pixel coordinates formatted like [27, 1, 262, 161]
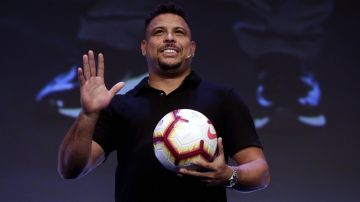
[93, 71, 262, 202]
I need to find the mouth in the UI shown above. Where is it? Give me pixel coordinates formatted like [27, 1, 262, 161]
[159, 46, 180, 57]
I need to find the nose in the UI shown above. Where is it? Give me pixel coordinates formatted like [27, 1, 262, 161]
[164, 32, 175, 43]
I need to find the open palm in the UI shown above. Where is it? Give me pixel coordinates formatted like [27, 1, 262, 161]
[78, 50, 124, 115]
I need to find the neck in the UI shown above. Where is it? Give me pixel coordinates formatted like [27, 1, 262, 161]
[148, 69, 191, 95]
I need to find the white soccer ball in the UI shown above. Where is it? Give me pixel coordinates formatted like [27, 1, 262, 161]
[153, 109, 218, 172]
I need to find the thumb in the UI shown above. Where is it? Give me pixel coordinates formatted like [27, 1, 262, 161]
[109, 82, 125, 95]
[216, 137, 225, 158]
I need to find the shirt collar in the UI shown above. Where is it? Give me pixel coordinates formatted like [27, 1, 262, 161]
[132, 71, 201, 96]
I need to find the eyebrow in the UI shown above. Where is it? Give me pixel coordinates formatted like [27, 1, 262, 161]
[152, 26, 186, 30]
[147, 25, 191, 38]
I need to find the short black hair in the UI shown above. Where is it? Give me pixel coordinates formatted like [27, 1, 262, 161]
[144, 2, 190, 30]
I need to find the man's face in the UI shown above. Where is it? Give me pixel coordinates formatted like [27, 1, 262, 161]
[141, 13, 196, 75]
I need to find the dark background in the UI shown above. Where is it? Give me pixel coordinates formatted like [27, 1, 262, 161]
[1, 0, 359, 201]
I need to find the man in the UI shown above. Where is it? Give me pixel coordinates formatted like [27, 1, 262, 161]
[58, 3, 270, 202]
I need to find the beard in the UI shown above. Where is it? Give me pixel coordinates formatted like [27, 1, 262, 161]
[158, 59, 182, 73]
[155, 59, 190, 78]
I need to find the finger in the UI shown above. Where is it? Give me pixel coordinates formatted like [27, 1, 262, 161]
[179, 168, 208, 178]
[176, 173, 184, 178]
[83, 54, 90, 80]
[191, 158, 213, 171]
[88, 50, 96, 77]
[202, 179, 218, 187]
[109, 82, 125, 95]
[201, 179, 213, 185]
[77, 67, 85, 86]
[217, 137, 225, 157]
[97, 53, 105, 78]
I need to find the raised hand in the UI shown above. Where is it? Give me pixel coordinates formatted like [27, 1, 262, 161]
[77, 50, 125, 116]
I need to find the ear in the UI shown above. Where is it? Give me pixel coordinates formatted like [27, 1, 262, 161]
[190, 41, 196, 57]
[141, 40, 147, 56]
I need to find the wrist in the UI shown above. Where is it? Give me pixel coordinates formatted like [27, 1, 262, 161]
[79, 110, 100, 122]
[224, 166, 238, 188]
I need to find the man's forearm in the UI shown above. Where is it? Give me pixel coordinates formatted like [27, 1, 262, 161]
[57, 111, 99, 179]
[233, 158, 270, 192]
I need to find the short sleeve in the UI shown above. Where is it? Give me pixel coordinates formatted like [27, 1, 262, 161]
[223, 88, 262, 156]
[92, 103, 120, 159]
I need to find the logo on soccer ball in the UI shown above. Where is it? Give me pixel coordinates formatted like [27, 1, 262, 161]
[153, 109, 218, 171]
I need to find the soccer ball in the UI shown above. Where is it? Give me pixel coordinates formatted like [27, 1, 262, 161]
[153, 109, 218, 172]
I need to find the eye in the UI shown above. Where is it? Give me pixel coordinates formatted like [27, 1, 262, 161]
[175, 29, 185, 36]
[153, 29, 164, 36]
